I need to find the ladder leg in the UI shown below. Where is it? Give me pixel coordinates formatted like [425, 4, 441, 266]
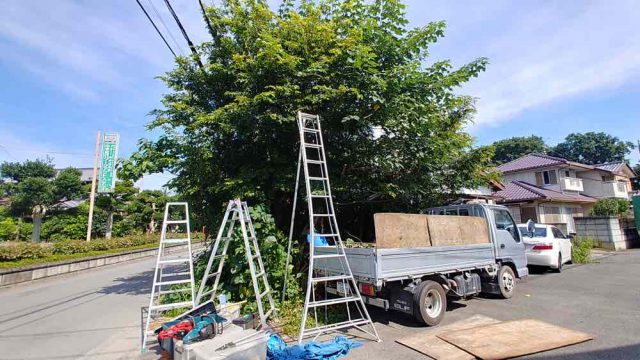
[283, 148, 302, 303]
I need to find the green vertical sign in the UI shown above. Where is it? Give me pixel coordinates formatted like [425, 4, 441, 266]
[633, 196, 640, 231]
[98, 132, 119, 193]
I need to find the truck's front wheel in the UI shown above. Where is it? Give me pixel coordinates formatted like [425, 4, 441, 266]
[498, 265, 516, 299]
[413, 280, 446, 326]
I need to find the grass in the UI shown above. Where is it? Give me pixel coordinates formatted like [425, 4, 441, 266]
[0, 242, 159, 269]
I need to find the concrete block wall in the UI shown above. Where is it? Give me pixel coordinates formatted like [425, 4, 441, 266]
[574, 216, 639, 250]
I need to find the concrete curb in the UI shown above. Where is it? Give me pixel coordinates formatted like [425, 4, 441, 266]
[0, 241, 205, 287]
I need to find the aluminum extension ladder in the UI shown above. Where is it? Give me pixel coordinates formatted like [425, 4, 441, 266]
[141, 202, 196, 352]
[288, 111, 380, 343]
[195, 199, 277, 327]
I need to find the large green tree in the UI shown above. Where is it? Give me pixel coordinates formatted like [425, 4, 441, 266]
[489, 135, 548, 165]
[123, 0, 494, 239]
[550, 132, 634, 165]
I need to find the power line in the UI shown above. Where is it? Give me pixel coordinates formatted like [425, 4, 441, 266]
[135, 0, 177, 58]
[162, 0, 204, 69]
[145, 0, 186, 55]
[199, 0, 215, 36]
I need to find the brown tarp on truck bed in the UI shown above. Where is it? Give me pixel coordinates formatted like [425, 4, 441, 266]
[373, 213, 489, 248]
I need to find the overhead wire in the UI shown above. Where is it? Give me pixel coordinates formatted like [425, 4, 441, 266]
[162, 0, 204, 69]
[145, 0, 186, 56]
[134, 0, 178, 58]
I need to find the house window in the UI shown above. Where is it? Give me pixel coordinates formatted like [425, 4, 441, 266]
[602, 175, 614, 182]
[565, 170, 570, 177]
[536, 170, 558, 185]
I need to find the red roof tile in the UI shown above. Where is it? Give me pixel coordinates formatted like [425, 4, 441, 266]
[494, 181, 598, 204]
[495, 154, 567, 174]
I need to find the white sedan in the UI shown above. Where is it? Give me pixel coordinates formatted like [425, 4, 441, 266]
[517, 224, 572, 272]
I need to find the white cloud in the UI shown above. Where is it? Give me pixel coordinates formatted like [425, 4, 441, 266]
[454, 0, 640, 127]
[0, 0, 209, 101]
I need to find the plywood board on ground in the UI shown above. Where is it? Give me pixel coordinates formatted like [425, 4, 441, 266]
[397, 314, 501, 360]
[374, 213, 431, 248]
[427, 215, 489, 246]
[437, 319, 593, 360]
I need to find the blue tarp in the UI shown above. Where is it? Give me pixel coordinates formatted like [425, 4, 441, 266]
[267, 335, 362, 360]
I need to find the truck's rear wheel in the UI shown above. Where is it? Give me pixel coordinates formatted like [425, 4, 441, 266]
[413, 280, 446, 326]
[498, 265, 516, 299]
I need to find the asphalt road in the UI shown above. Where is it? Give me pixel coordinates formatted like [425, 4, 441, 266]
[0, 250, 639, 360]
[348, 249, 640, 360]
[0, 257, 155, 360]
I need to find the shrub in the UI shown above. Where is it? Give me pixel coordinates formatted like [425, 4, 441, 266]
[52, 240, 91, 255]
[0, 242, 52, 261]
[572, 237, 594, 264]
[591, 198, 630, 217]
[0, 218, 17, 241]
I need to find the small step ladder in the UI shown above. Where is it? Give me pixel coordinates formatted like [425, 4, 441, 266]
[141, 202, 196, 352]
[290, 111, 380, 343]
[195, 199, 278, 327]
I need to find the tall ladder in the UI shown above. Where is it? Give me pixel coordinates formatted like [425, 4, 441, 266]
[195, 199, 278, 327]
[142, 202, 196, 352]
[292, 111, 380, 343]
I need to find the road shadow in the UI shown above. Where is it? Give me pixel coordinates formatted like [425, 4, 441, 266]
[98, 269, 154, 296]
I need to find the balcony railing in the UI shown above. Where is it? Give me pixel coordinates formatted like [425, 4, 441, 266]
[603, 181, 628, 198]
[561, 177, 584, 192]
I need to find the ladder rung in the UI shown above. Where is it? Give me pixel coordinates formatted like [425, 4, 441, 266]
[313, 214, 333, 217]
[259, 289, 271, 298]
[149, 301, 193, 311]
[156, 279, 192, 286]
[165, 220, 188, 225]
[302, 127, 319, 133]
[201, 288, 215, 297]
[255, 271, 265, 278]
[304, 143, 323, 149]
[314, 253, 344, 259]
[308, 296, 359, 307]
[308, 176, 328, 181]
[207, 271, 220, 279]
[312, 275, 352, 282]
[159, 288, 191, 295]
[310, 194, 330, 198]
[163, 238, 189, 244]
[302, 318, 371, 337]
[306, 159, 325, 165]
[314, 233, 339, 237]
[159, 258, 190, 264]
[161, 271, 191, 277]
[264, 307, 275, 319]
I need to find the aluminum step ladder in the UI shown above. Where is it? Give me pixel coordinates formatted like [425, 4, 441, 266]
[195, 199, 278, 327]
[288, 111, 380, 343]
[141, 202, 196, 352]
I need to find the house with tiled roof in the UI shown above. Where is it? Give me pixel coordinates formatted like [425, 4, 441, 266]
[493, 153, 636, 234]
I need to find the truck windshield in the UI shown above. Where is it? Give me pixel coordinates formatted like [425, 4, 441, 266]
[518, 226, 547, 238]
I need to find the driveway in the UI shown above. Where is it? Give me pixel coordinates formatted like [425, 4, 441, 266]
[348, 249, 640, 359]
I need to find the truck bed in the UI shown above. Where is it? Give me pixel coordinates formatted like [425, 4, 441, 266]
[315, 244, 496, 286]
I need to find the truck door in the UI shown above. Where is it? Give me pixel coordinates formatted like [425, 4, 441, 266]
[492, 208, 527, 276]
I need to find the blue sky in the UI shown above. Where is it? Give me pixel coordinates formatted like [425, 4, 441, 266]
[0, 1, 638, 189]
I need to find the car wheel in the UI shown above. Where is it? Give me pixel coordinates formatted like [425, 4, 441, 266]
[554, 253, 563, 273]
[413, 280, 446, 326]
[498, 265, 516, 299]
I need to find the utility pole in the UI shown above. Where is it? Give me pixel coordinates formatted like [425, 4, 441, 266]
[86, 132, 101, 242]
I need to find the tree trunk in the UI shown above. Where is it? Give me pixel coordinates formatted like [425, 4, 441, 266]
[105, 210, 113, 239]
[31, 214, 43, 242]
[31, 205, 47, 242]
[15, 217, 21, 241]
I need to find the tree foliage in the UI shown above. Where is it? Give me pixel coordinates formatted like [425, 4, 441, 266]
[590, 198, 630, 217]
[489, 135, 548, 165]
[123, 0, 494, 239]
[550, 132, 634, 165]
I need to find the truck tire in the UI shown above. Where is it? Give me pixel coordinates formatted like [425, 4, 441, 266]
[413, 280, 446, 326]
[498, 265, 516, 299]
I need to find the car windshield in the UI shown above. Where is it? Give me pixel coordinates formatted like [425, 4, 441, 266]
[518, 226, 547, 238]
